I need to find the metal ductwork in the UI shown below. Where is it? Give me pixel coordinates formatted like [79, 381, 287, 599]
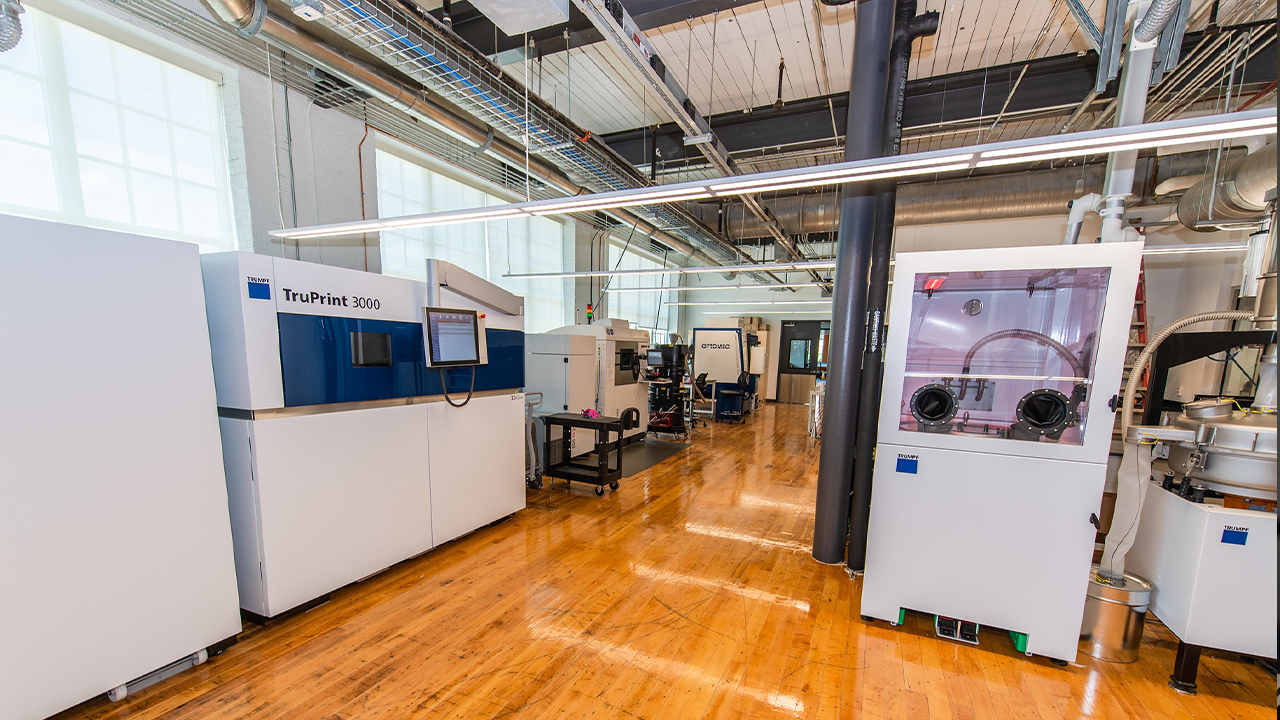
[1133, 0, 1182, 43]
[199, 0, 741, 270]
[1179, 143, 1278, 231]
[0, 0, 23, 52]
[693, 148, 1250, 238]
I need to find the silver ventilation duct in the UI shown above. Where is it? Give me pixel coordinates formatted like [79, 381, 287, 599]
[1178, 143, 1278, 231]
[0, 0, 23, 52]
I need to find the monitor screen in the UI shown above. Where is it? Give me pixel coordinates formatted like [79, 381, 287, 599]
[647, 349, 664, 366]
[350, 331, 393, 367]
[425, 308, 480, 366]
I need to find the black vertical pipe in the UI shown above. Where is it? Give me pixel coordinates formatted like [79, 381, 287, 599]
[846, 0, 939, 571]
[812, 0, 895, 565]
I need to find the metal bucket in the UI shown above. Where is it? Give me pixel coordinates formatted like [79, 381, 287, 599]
[1079, 565, 1153, 663]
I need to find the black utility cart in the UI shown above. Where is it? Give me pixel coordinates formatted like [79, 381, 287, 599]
[541, 412, 624, 496]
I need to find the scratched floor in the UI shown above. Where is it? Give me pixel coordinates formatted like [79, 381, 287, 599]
[54, 404, 1274, 719]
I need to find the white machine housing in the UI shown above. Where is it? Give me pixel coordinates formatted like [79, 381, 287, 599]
[1127, 484, 1277, 660]
[861, 243, 1143, 662]
[0, 215, 242, 720]
[536, 320, 650, 442]
[202, 254, 526, 618]
[526, 332, 598, 456]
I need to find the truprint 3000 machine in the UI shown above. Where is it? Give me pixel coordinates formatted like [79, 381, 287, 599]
[860, 243, 1143, 663]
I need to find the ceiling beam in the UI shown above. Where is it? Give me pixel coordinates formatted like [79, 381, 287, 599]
[599, 28, 1276, 165]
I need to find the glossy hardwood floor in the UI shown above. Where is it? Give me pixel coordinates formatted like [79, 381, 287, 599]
[55, 404, 1273, 720]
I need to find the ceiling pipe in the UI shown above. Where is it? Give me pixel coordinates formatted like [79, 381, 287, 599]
[199, 1, 723, 266]
[1178, 142, 1278, 231]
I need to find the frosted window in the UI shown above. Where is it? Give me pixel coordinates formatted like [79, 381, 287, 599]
[0, 139, 57, 210]
[376, 149, 571, 333]
[0, 8, 235, 250]
[607, 242, 678, 345]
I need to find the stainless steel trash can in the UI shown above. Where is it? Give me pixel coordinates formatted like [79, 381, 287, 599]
[1078, 565, 1153, 663]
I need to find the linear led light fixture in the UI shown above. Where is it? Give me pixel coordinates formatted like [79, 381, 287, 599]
[704, 310, 833, 315]
[976, 115, 1276, 168]
[270, 110, 1275, 241]
[665, 300, 834, 307]
[1143, 242, 1249, 255]
[528, 187, 711, 215]
[276, 207, 529, 239]
[604, 282, 830, 293]
[504, 259, 836, 280]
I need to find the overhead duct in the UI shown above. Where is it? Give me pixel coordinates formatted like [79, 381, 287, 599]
[199, 0, 741, 270]
[0, 0, 23, 52]
[693, 148, 1249, 238]
[1178, 143, 1278, 231]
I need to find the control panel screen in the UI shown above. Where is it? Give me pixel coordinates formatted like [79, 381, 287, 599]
[349, 331, 392, 367]
[425, 308, 480, 366]
[647, 349, 664, 366]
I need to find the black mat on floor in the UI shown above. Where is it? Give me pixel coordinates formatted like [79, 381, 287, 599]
[621, 439, 689, 477]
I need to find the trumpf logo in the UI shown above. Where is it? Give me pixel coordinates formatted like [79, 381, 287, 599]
[895, 453, 919, 475]
[1222, 525, 1249, 545]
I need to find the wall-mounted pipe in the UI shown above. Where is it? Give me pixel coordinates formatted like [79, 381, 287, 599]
[1178, 142, 1278, 231]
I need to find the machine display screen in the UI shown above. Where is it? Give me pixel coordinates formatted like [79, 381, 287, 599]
[350, 331, 393, 367]
[426, 308, 481, 366]
[647, 349, 665, 367]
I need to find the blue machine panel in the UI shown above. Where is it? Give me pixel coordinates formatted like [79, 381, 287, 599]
[278, 314, 427, 407]
[278, 314, 525, 407]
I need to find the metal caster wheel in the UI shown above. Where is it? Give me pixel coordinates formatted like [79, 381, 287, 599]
[609, 480, 619, 490]
[594, 485, 605, 496]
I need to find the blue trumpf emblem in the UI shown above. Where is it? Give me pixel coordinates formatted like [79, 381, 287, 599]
[1221, 527, 1249, 546]
[247, 281, 271, 300]
[895, 456, 918, 474]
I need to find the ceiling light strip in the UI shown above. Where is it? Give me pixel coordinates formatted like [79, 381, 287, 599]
[504, 260, 837, 279]
[665, 300, 834, 307]
[269, 110, 1276, 241]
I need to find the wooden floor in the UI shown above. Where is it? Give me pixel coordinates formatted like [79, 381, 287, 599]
[55, 404, 1274, 720]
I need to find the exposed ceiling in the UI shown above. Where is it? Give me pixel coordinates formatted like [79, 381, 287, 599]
[468, 0, 1274, 140]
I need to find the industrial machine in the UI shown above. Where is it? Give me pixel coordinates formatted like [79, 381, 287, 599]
[647, 344, 690, 437]
[0, 215, 242, 719]
[525, 332, 597, 458]
[202, 255, 526, 620]
[530, 319, 650, 445]
[861, 243, 1143, 663]
[692, 325, 760, 420]
[1111, 251, 1276, 693]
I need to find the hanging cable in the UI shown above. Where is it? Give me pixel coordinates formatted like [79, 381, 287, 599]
[438, 366, 477, 408]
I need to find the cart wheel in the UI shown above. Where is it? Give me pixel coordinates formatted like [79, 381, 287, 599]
[594, 485, 605, 497]
[609, 480, 619, 491]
